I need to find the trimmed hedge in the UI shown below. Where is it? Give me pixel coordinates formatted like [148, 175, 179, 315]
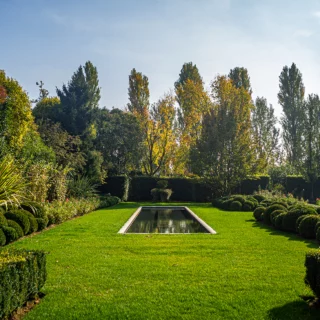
[36, 218, 47, 231]
[270, 210, 285, 226]
[4, 210, 30, 235]
[282, 206, 316, 233]
[298, 215, 320, 239]
[21, 202, 48, 228]
[305, 250, 320, 298]
[7, 220, 24, 238]
[275, 213, 286, 230]
[1, 226, 18, 243]
[230, 201, 242, 211]
[263, 204, 287, 225]
[23, 211, 38, 234]
[253, 207, 265, 221]
[0, 229, 5, 246]
[0, 249, 47, 319]
[0, 213, 7, 226]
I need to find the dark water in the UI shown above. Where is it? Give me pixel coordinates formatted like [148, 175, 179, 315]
[126, 208, 210, 233]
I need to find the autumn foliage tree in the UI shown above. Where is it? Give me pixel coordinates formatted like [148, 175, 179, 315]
[191, 75, 256, 196]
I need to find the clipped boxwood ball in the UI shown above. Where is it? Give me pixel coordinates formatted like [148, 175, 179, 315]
[253, 194, 265, 203]
[0, 228, 6, 246]
[263, 204, 287, 225]
[298, 215, 320, 239]
[1, 226, 18, 243]
[253, 207, 265, 221]
[296, 215, 307, 233]
[0, 213, 7, 226]
[22, 211, 38, 234]
[243, 201, 255, 212]
[230, 201, 242, 211]
[36, 218, 47, 231]
[275, 212, 286, 230]
[270, 210, 285, 226]
[7, 220, 24, 238]
[4, 210, 30, 235]
[232, 196, 246, 205]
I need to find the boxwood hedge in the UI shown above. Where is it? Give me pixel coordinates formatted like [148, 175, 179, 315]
[305, 250, 320, 299]
[298, 215, 320, 239]
[0, 249, 47, 319]
[4, 211, 30, 235]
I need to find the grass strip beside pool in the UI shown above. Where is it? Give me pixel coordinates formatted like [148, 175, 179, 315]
[8, 202, 320, 320]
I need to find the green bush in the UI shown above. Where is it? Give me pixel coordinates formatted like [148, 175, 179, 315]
[282, 206, 316, 233]
[21, 202, 48, 227]
[7, 220, 24, 238]
[99, 196, 120, 208]
[1, 226, 18, 243]
[270, 210, 285, 226]
[253, 194, 265, 202]
[232, 196, 246, 204]
[0, 207, 4, 214]
[243, 200, 255, 211]
[22, 211, 38, 234]
[156, 180, 168, 189]
[230, 201, 242, 211]
[0, 249, 47, 319]
[151, 188, 173, 202]
[317, 228, 320, 243]
[36, 218, 47, 231]
[272, 201, 288, 208]
[4, 210, 30, 234]
[316, 207, 320, 215]
[0, 229, 5, 246]
[275, 213, 286, 230]
[263, 204, 287, 225]
[296, 215, 306, 233]
[305, 250, 320, 298]
[0, 213, 7, 226]
[298, 215, 320, 239]
[253, 207, 265, 221]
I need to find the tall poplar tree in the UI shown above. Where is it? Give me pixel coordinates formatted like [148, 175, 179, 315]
[174, 62, 210, 174]
[228, 67, 252, 94]
[252, 97, 280, 169]
[278, 63, 305, 171]
[302, 94, 320, 199]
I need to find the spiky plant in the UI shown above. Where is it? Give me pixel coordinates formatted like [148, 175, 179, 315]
[0, 157, 28, 209]
[67, 176, 99, 199]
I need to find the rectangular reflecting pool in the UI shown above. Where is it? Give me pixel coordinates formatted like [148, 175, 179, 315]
[118, 206, 216, 234]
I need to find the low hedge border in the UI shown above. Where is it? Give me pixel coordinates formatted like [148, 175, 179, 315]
[0, 249, 47, 319]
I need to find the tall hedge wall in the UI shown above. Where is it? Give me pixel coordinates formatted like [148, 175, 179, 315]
[0, 249, 47, 318]
[98, 176, 127, 199]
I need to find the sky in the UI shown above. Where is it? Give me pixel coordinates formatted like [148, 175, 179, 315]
[2, 0, 320, 118]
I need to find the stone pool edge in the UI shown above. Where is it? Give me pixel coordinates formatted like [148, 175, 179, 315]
[118, 206, 217, 234]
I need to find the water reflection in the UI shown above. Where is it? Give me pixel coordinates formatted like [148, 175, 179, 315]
[127, 208, 209, 233]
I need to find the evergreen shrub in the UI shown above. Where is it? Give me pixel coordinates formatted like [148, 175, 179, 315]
[305, 250, 320, 299]
[1, 226, 18, 243]
[0, 249, 47, 319]
[263, 204, 287, 225]
[4, 210, 30, 234]
[6, 220, 24, 238]
[298, 215, 320, 239]
[0, 229, 5, 246]
[230, 201, 242, 211]
[270, 210, 285, 226]
[275, 213, 286, 230]
[253, 207, 265, 221]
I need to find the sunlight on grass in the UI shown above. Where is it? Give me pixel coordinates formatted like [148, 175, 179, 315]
[9, 203, 320, 319]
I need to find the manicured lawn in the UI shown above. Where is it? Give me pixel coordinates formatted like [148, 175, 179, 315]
[9, 202, 320, 319]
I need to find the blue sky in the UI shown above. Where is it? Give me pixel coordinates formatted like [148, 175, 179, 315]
[2, 0, 320, 117]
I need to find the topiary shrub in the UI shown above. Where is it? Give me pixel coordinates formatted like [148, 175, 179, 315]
[20, 201, 48, 227]
[22, 211, 38, 234]
[230, 201, 242, 211]
[316, 207, 320, 215]
[0, 229, 6, 246]
[272, 201, 288, 208]
[253, 207, 265, 221]
[298, 215, 320, 239]
[270, 210, 285, 226]
[305, 250, 320, 300]
[263, 204, 287, 225]
[296, 215, 307, 233]
[222, 200, 233, 211]
[36, 218, 47, 231]
[0, 213, 7, 226]
[253, 194, 265, 203]
[1, 226, 18, 243]
[275, 213, 286, 230]
[282, 206, 316, 233]
[247, 196, 259, 206]
[243, 200, 255, 212]
[7, 220, 24, 238]
[4, 210, 30, 235]
[232, 196, 245, 205]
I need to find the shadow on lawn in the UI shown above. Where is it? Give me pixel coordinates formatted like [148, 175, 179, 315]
[248, 220, 318, 249]
[267, 300, 320, 320]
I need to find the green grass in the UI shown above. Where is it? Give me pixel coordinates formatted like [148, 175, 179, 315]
[8, 202, 320, 319]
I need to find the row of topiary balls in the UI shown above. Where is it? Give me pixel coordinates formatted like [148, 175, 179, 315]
[253, 200, 320, 240]
[212, 194, 263, 212]
[0, 202, 47, 246]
